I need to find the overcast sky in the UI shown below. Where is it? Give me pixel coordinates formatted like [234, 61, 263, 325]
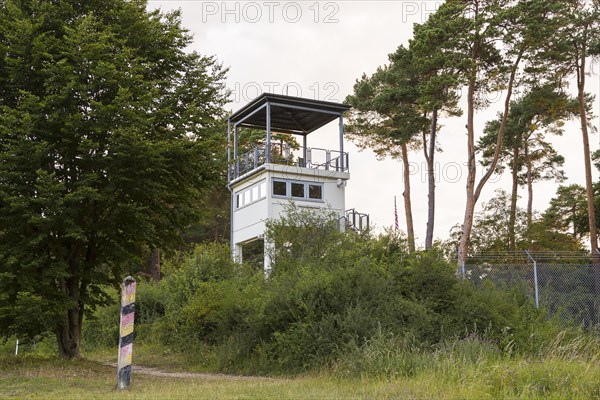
[149, 0, 600, 246]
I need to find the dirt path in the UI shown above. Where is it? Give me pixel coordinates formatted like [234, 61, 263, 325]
[104, 362, 274, 381]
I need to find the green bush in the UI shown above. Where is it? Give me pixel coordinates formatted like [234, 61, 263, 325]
[0, 334, 58, 358]
[82, 301, 120, 350]
[82, 242, 240, 350]
[82, 207, 594, 375]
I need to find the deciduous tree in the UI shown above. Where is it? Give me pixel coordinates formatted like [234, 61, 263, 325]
[0, 0, 228, 359]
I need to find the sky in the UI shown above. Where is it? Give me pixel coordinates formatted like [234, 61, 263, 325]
[148, 0, 600, 246]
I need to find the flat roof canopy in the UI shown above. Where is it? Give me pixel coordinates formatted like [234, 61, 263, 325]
[229, 93, 351, 135]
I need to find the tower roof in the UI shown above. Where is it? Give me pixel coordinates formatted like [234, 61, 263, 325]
[229, 93, 351, 135]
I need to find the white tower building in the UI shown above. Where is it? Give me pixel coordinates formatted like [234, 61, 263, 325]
[227, 93, 368, 272]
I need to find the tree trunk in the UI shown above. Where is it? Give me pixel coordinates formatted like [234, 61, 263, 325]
[459, 50, 523, 265]
[578, 84, 597, 254]
[56, 308, 83, 360]
[525, 141, 533, 229]
[508, 144, 520, 251]
[55, 248, 90, 360]
[458, 77, 477, 266]
[572, 204, 578, 239]
[150, 249, 161, 282]
[576, 51, 599, 294]
[56, 276, 83, 359]
[401, 142, 416, 253]
[424, 108, 438, 250]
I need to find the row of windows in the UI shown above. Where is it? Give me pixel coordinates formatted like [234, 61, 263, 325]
[236, 180, 267, 208]
[272, 180, 323, 201]
[235, 179, 324, 209]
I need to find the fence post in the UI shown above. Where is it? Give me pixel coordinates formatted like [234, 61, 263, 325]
[117, 276, 136, 390]
[525, 250, 539, 308]
[15, 338, 18, 356]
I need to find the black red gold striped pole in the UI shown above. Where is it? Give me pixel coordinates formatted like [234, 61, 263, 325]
[117, 276, 136, 390]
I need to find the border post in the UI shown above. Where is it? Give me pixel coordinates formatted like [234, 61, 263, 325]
[117, 276, 136, 390]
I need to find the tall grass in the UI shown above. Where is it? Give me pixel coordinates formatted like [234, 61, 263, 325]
[2, 331, 600, 399]
[329, 328, 600, 398]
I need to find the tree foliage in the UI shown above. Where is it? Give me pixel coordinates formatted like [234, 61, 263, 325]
[476, 85, 577, 249]
[344, 31, 464, 251]
[448, 0, 572, 263]
[0, 0, 228, 358]
[548, 0, 600, 254]
[543, 183, 600, 242]
[446, 190, 583, 255]
[344, 45, 424, 252]
[345, 46, 425, 159]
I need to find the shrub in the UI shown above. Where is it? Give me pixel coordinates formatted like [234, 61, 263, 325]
[82, 301, 120, 349]
[82, 207, 592, 375]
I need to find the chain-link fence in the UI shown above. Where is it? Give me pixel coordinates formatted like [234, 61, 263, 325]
[463, 252, 600, 328]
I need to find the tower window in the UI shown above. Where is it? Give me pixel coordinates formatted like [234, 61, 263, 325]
[260, 182, 267, 197]
[273, 180, 287, 196]
[235, 179, 267, 209]
[291, 183, 304, 198]
[308, 184, 322, 200]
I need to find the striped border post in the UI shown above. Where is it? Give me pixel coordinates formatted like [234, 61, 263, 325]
[117, 276, 136, 390]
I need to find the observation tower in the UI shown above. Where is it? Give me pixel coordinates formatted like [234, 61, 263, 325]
[227, 93, 368, 271]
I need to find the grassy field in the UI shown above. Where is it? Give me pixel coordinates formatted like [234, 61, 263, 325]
[1, 350, 600, 400]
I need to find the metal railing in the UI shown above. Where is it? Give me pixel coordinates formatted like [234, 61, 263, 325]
[463, 251, 600, 328]
[337, 209, 370, 232]
[231, 143, 349, 180]
[304, 147, 349, 173]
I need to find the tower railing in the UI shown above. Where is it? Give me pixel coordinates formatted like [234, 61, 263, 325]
[338, 208, 370, 232]
[231, 143, 349, 180]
